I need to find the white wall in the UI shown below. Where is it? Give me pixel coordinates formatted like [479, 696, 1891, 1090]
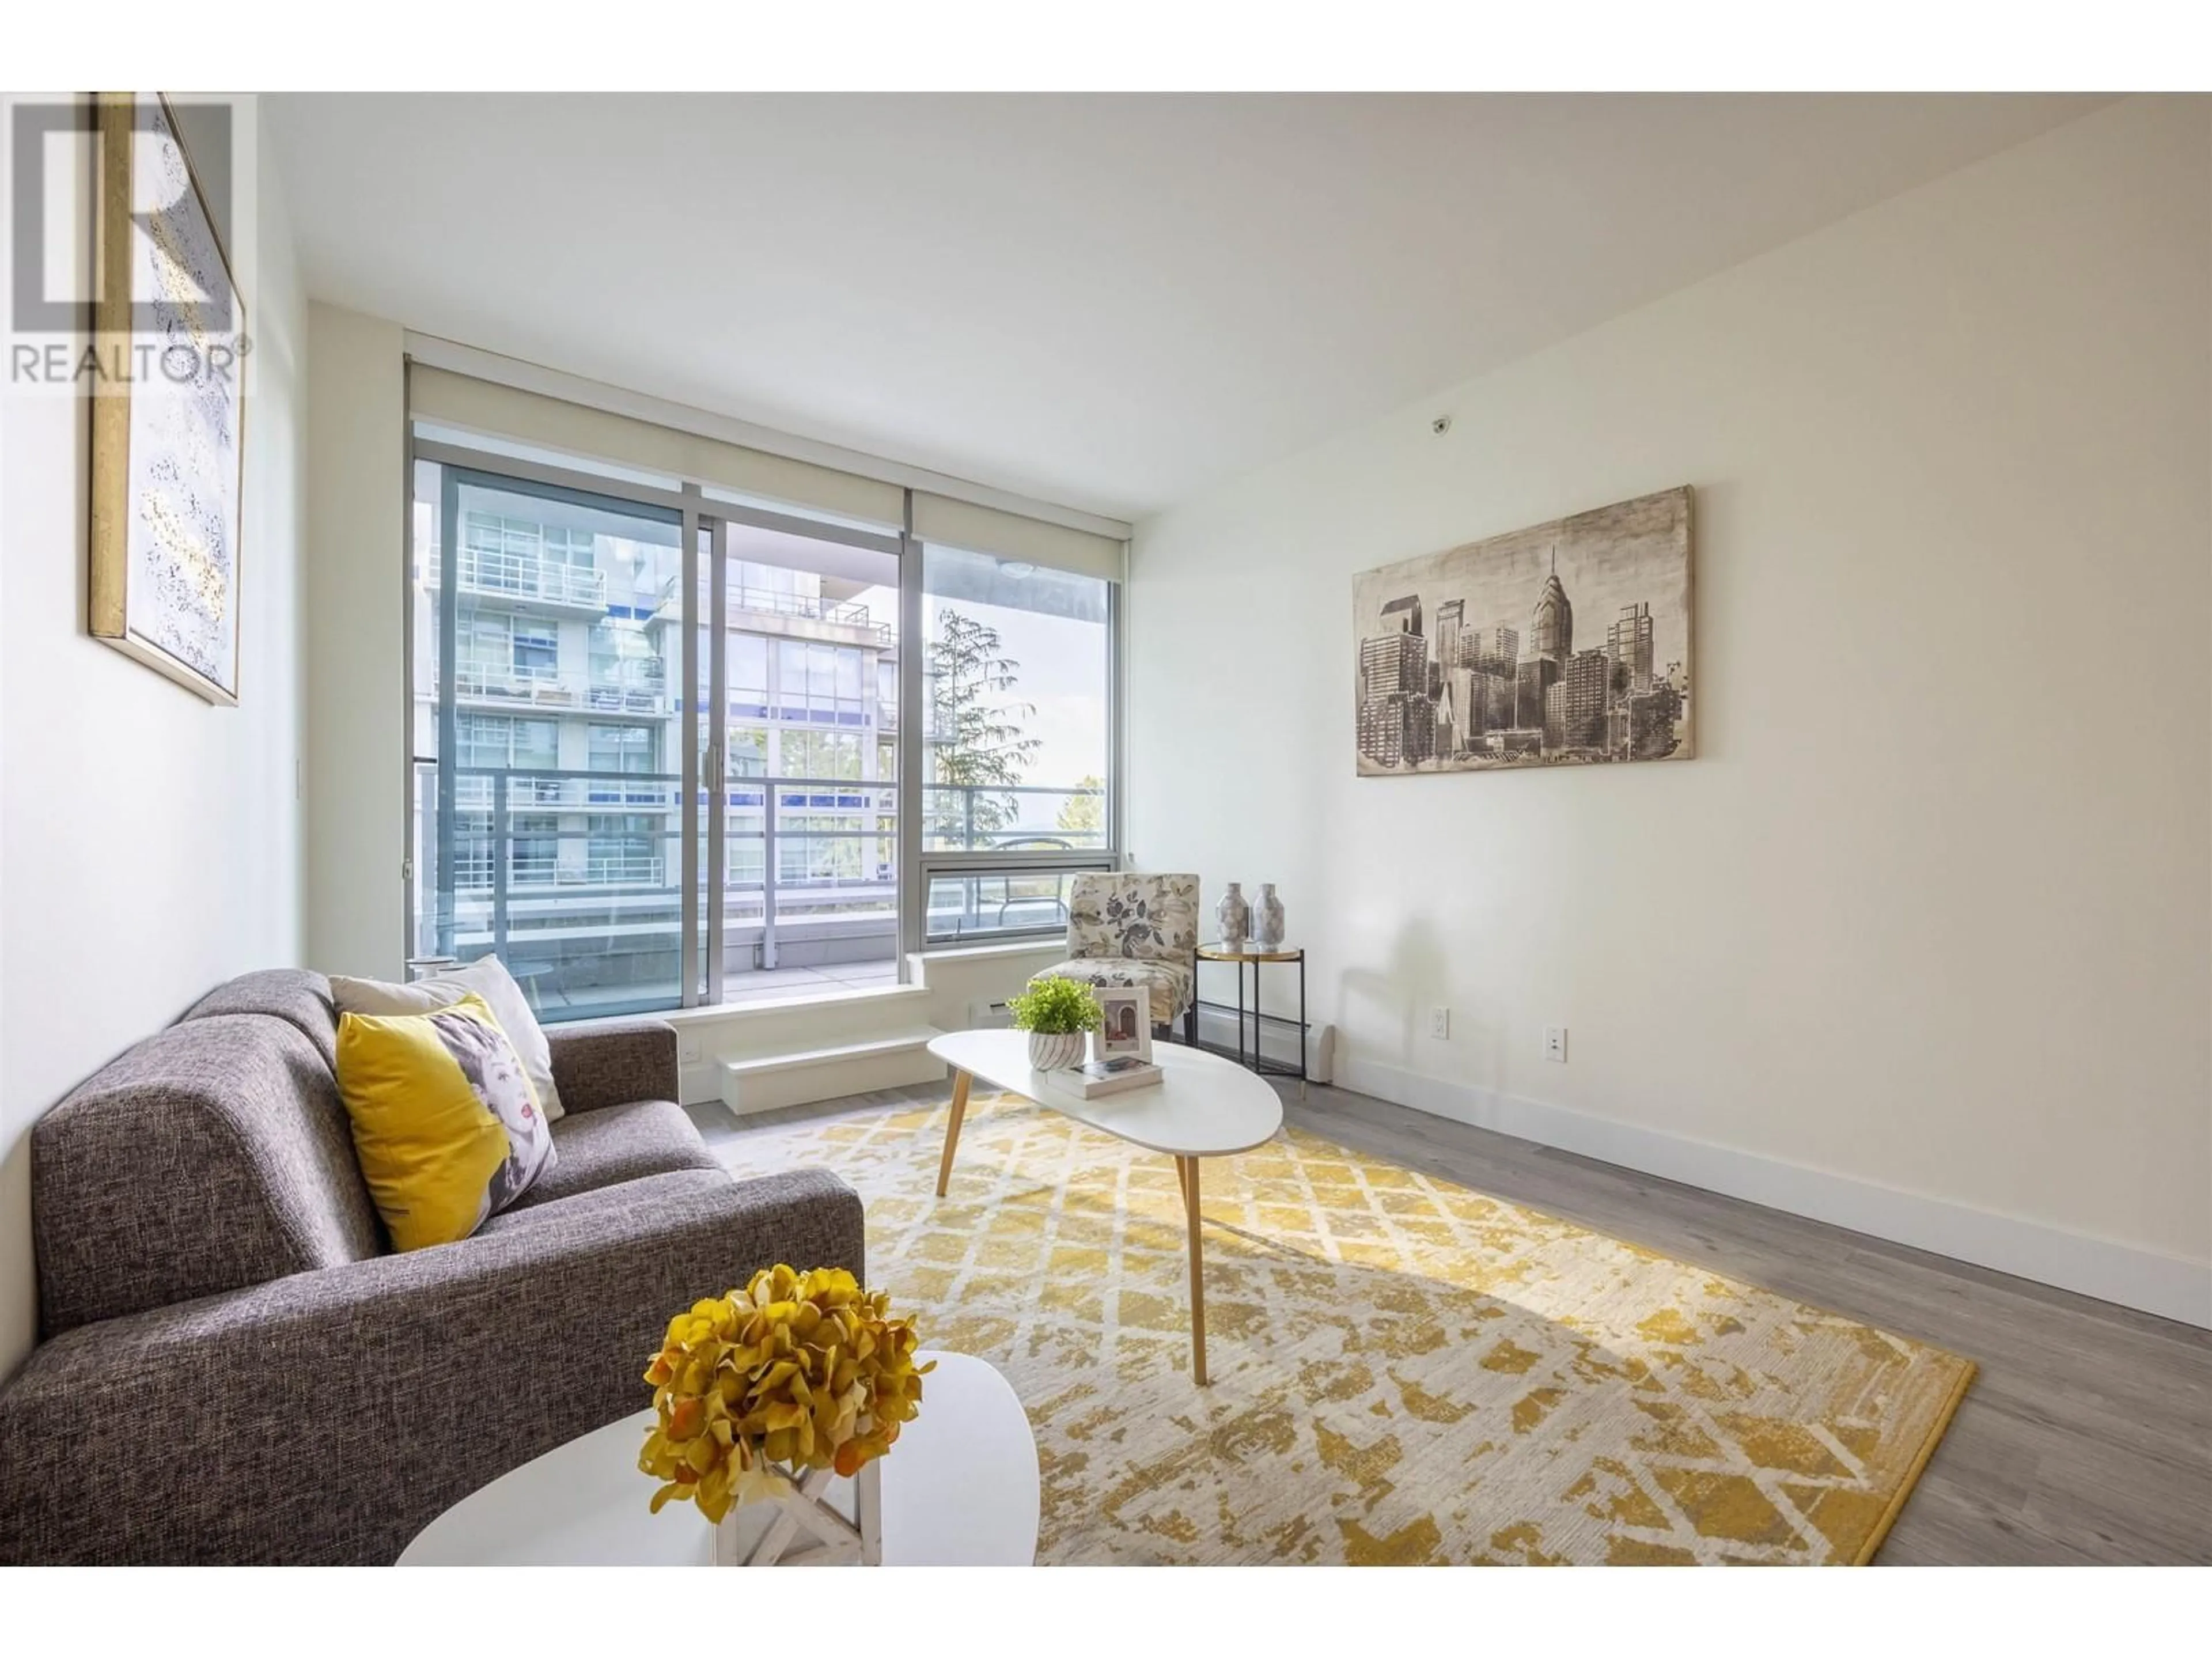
[0, 97, 311, 1377]
[1126, 96, 2211, 1323]
[304, 304, 407, 978]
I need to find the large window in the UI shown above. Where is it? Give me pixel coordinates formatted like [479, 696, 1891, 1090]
[408, 434, 1118, 1016]
[918, 542, 1114, 944]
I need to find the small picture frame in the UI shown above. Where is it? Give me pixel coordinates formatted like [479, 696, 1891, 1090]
[1090, 987, 1152, 1064]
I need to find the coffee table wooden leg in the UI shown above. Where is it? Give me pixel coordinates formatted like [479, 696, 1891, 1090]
[1175, 1156, 1188, 1206]
[936, 1069, 971, 1198]
[1181, 1155, 1209, 1386]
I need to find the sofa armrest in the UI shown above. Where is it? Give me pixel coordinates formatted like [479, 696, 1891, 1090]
[546, 1016, 680, 1112]
[0, 1165, 864, 1565]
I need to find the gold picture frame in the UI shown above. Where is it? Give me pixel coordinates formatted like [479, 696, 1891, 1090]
[88, 90, 247, 705]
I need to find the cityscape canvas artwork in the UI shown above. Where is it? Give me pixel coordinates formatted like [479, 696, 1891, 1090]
[1353, 486, 1694, 775]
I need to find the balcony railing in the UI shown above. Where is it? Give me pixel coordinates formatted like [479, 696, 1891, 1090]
[583, 851, 667, 885]
[453, 853, 667, 889]
[453, 664, 667, 716]
[730, 584, 893, 645]
[454, 664, 573, 708]
[453, 773, 679, 812]
[920, 782, 1107, 854]
[585, 681, 664, 715]
[411, 764, 1106, 1013]
[450, 546, 608, 608]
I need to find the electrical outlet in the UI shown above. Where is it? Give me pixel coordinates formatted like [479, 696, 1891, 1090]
[677, 1033, 703, 1065]
[1429, 1006, 1450, 1040]
[1544, 1026, 1568, 1063]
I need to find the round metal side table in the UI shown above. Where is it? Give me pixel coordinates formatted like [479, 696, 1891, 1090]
[1193, 941, 1308, 1095]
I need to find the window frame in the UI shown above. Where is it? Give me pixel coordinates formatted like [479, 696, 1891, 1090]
[406, 434, 1122, 1006]
[903, 543, 1121, 953]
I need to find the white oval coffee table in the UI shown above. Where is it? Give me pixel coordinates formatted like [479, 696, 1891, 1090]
[398, 1350, 1037, 1566]
[927, 1029, 1285, 1387]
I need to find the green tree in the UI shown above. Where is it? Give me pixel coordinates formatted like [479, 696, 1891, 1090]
[1055, 774, 1104, 843]
[926, 610, 1040, 846]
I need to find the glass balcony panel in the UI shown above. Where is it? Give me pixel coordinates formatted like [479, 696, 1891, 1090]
[922, 868, 1086, 945]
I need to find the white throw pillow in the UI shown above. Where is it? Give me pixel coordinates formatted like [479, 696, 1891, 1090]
[329, 956, 566, 1121]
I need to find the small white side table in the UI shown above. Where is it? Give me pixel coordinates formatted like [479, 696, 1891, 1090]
[398, 1351, 1038, 1566]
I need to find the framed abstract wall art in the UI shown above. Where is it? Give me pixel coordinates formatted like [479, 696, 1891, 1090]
[88, 91, 247, 704]
[1353, 486, 1693, 774]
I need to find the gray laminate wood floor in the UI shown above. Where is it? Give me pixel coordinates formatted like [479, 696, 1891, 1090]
[688, 1077, 2212, 1566]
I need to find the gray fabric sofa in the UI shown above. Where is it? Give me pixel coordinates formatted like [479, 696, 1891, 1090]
[0, 969, 864, 1566]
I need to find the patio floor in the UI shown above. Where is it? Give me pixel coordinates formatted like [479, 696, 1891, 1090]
[715, 958, 902, 1005]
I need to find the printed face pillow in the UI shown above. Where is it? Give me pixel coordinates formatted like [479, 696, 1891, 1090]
[334, 994, 558, 1251]
[330, 955, 566, 1120]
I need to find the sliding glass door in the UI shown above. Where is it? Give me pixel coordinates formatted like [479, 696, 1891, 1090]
[409, 445, 923, 1016]
[702, 502, 904, 1002]
[411, 461, 690, 1017]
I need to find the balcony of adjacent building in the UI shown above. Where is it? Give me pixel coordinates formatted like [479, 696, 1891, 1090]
[421, 543, 613, 617]
[445, 660, 669, 718]
[410, 765, 1104, 1018]
[728, 581, 894, 648]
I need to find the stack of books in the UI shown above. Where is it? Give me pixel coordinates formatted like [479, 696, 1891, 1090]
[1066, 1055, 1163, 1098]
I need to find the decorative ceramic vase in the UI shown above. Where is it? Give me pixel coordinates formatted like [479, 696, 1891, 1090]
[1216, 882, 1250, 950]
[1027, 1029, 1086, 1071]
[1253, 883, 1285, 950]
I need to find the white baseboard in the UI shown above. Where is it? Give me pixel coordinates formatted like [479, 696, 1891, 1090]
[1191, 1006, 1334, 1082]
[1334, 1056, 2211, 1330]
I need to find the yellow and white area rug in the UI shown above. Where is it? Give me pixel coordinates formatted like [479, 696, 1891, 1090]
[720, 1093, 1974, 1565]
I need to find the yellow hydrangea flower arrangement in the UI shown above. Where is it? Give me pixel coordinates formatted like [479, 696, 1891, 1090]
[639, 1263, 931, 1524]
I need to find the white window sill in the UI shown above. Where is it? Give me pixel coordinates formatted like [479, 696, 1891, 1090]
[913, 940, 1066, 964]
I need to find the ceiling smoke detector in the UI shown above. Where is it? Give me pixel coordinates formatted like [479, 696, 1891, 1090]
[1431, 416, 1453, 436]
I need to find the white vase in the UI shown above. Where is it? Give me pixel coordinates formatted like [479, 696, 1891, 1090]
[1253, 883, 1285, 949]
[1027, 1029, 1085, 1070]
[1216, 882, 1250, 949]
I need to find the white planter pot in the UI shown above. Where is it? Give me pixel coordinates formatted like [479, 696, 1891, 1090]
[1026, 1030, 1086, 1071]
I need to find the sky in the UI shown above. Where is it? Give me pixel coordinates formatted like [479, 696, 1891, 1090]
[853, 581, 1109, 831]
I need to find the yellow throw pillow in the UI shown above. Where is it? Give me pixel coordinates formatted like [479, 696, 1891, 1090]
[334, 993, 558, 1252]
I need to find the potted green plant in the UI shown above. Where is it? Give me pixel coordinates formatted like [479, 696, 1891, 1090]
[1006, 976, 1102, 1071]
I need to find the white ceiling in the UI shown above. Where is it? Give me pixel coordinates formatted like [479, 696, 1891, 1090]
[269, 93, 2109, 521]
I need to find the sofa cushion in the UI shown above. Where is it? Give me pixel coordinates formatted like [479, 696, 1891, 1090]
[33, 1014, 385, 1336]
[178, 968, 341, 1072]
[499, 1100, 719, 1215]
[334, 996, 559, 1252]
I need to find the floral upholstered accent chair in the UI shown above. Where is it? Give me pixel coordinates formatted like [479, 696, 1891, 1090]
[1037, 872, 1202, 1042]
